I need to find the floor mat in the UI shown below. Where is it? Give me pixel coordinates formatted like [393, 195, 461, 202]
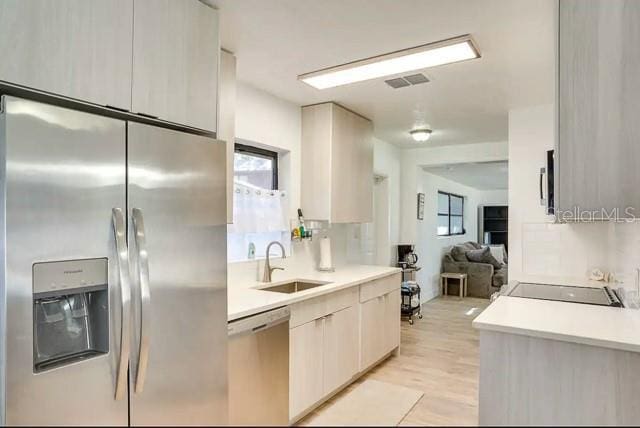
[303, 379, 424, 426]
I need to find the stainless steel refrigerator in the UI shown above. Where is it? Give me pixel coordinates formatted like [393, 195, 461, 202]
[0, 96, 228, 425]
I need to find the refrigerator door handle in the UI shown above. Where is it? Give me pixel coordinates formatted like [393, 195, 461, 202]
[132, 208, 151, 393]
[112, 208, 132, 401]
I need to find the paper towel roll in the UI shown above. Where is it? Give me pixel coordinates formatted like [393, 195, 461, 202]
[319, 237, 333, 271]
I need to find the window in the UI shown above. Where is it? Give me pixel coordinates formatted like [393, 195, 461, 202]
[234, 143, 278, 190]
[437, 191, 464, 236]
[229, 141, 289, 263]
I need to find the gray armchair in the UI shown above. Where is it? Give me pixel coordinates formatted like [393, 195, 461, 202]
[442, 242, 507, 298]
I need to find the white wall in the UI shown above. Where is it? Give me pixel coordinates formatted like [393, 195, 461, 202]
[478, 190, 508, 205]
[373, 138, 402, 262]
[400, 142, 509, 243]
[235, 82, 301, 219]
[415, 171, 508, 301]
[508, 104, 640, 297]
[341, 137, 403, 267]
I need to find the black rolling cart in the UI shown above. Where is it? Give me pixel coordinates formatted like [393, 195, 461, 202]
[399, 267, 423, 325]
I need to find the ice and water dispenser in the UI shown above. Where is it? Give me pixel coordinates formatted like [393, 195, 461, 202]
[32, 258, 109, 372]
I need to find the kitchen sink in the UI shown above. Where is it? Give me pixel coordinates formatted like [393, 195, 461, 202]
[259, 280, 331, 294]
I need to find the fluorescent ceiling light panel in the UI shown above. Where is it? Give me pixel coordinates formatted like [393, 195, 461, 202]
[299, 35, 480, 89]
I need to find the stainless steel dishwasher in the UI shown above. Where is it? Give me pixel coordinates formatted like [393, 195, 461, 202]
[228, 306, 290, 425]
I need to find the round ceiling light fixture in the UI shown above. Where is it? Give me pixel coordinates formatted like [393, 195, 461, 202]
[410, 128, 432, 142]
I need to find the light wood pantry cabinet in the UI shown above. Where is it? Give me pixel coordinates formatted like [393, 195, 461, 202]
[301, 102, 374, 223]
[131, 0, 219, 132]
[558, 0, 640, 219]
[0, 0, 134, 110]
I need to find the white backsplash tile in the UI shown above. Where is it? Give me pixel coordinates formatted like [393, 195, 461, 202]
[522, 221, 640, 292]
[227, 222, 374, 287]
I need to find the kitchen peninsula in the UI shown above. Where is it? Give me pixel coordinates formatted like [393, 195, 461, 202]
[473, 278, 640, 425]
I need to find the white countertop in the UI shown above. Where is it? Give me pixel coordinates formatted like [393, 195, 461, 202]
[473, 276, 640, 353]
[228, 264, 402, 321]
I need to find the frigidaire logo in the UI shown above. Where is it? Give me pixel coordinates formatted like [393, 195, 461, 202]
[64, 269, 83, 274]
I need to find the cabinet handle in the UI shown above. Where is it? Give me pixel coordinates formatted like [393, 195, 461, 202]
[539, 167, 546, 206]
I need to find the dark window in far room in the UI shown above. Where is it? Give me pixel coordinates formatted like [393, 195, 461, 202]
[437, 191, 464, 236]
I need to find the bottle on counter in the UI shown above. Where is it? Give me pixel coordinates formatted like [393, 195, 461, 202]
[297, 208, 306, 238]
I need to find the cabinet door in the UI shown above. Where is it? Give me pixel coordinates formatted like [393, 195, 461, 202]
[558, 0, 640, 218]
[331, 104, 374, 223]
[354, 114, 374, 223]
[132, 0, 219, 131]
[290, 318, 324, 419]
[301, 104, 333, 221]
[384, 290, 401, 353]
[323, 306, 359, 395]
[360, 296, 387, 370]
[331, 104, 358, 223]
[0, 0, 133, 110]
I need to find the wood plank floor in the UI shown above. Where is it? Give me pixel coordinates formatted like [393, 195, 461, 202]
[299, 296, 490, 426]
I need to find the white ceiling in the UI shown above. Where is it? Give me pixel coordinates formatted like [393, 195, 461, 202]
[212, 0, 556, 148]
[423, 161, 508, 190]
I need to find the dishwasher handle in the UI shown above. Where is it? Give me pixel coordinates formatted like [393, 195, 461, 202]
[228, 306, 290, 337]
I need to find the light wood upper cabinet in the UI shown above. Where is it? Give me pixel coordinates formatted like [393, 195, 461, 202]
[132, 0, 219, 132]
[301, 103, 374, 223]
[558, 0, 640, 219]
[0, 0, 133, 110]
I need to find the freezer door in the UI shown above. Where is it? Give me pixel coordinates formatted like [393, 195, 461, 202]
[1, 96, 128, 425]
[127, 123, 228, 426]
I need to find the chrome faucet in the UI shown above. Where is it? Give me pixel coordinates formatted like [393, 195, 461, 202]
[263, 241, 286, 282]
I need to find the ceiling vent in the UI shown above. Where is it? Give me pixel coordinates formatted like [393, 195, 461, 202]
[404, 73, 430, 85]
[384, 73, 430, 89]
[384, 77, 410, 89]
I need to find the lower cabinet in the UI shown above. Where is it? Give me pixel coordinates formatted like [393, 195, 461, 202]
[289, 305, 359, 420]
[288, 274, 401, 421]
[361, 289, 401, 370]
[323, 305, 359, 395]
[290, 318, 324, 418]
[360, 295, 388, 369]
[384, 290, 401, 353]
